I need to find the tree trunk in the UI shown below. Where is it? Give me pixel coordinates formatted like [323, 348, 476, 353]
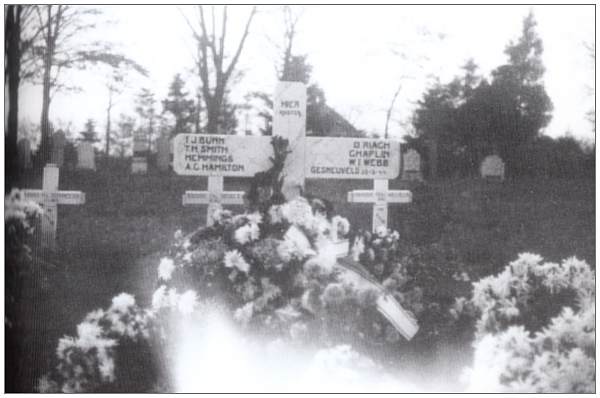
[105, 89, 113, 156]
[5, 5, 21, 190]
[39, 7, 55, 167]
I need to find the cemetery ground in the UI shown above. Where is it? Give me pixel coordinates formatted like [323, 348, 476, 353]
[10, 160, 595, 392]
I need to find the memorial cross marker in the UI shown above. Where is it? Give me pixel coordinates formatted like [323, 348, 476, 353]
[174, 82, 409, 231]
[21, 164, 86, 250]
[173, 81, 418, 338]
[347, 179, 412, 232]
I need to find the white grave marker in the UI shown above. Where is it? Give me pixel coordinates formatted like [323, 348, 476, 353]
[77, 142, 95, 170]
[22, 164, 86, 250]
[402, 149, 422, 181]
[131, 157, 148, 174]
[348, 180, 412, 232]
[480, 154, 505, 180]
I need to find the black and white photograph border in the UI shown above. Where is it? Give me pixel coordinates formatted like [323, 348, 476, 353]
[3, 2, 596, 393]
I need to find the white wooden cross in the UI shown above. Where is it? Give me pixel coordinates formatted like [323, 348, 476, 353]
[347, 179, 412, 232]
[182, 176, 245, 226]
[22, 164, 86, 250]
[174, 81, 406, 232]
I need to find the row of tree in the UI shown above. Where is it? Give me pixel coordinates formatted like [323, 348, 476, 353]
[406, 12, 594, 179]
[6, 6, 365, 188]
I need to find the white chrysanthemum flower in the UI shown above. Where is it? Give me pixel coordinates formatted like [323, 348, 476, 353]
[246, 212, 263, 225]
[308, 213, 332, 237]
[375, 225, 388, 238]
[56, 336, 77, 360]
[332, 216, 351, 238]
[177, 290, 198, 315]
[281, 198, 314, 227]
[182, 252, 193, 262]
[152, 285, 168, 310]
[174, 229, 183, 240]
[390, 230, 400, 241]
[234, 223, 260, 245]
[233, 302, 254, 326]
[268, 205, 285, 224]
[213, 207, 233, 224]
[158, 257, 176, 281]
[278, 226, 316, 262]
[76, 322, 112, 351]
[97, 352, 116, 382]
[351, 236, 365, 261]
[308, 237, 339, 271]
[224, 250, 250, 273]
[110, 293, 135, 313]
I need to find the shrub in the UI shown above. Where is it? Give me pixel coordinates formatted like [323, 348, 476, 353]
[5, 189, 43, 390]
[461, 254, 595, 392]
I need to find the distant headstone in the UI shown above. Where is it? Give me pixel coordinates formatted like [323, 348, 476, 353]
[133, 131, 149, 154]
[132, 130, 149, 174]
[51, 130, 66, 167]
[17, 138, 32, 170]
[402, 149, 422, 181]
[156, 134, 170, 171]
[131, 156, 148, 174]
[77, 142, 96, 170]
[480, 155, 505, 181]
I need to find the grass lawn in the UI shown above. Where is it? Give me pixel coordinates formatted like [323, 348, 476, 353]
[8, 163, 595, 391]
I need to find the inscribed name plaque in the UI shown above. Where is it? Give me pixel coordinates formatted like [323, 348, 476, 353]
[306, 137, 400, 179]
[173, 134, 272, 176]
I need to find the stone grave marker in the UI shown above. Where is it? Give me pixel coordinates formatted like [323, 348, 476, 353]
[51, 130, 66, 167]
[21, 164, 86, 250]
[77, 142, 95, 170]
[480, 154, 505, 181]
[18, 138, 32, 170]
[401, 149, 422, 181]
[132, 130, 149, 174]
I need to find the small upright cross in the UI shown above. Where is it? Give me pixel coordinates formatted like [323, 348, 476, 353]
[22, 164, 86, 250]
[182, 176, 245, 226]
[347, 179, 412, 232]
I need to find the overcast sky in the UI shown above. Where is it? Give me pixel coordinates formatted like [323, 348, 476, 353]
[17, 5, 595, 143]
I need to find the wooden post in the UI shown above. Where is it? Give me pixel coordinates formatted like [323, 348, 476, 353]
[272, 81, 307, 200]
